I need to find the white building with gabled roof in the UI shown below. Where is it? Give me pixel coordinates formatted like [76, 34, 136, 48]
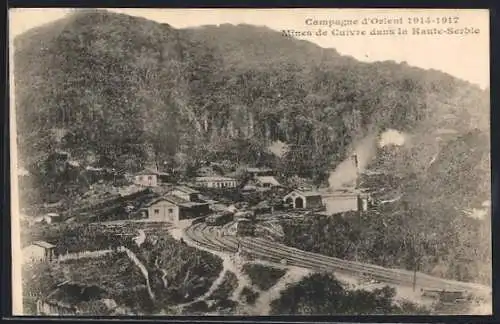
[23, 241, 56, 264]
[283, 190, 324, 209]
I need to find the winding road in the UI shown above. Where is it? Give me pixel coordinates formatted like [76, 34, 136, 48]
[184, 222, 491, 299]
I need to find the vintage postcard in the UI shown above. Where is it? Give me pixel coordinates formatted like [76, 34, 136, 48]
[10, 8, 491, 316]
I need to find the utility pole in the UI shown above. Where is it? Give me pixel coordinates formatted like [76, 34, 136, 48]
[412, 234, 419, 292]
[412, 260, 417, 292]
[353, 154, 363, 223]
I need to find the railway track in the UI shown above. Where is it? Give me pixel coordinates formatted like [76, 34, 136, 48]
[183, 223, 490, 297]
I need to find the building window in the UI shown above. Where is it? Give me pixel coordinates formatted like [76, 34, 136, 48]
[148, 176, 152, 180]
[168, 208, 173, 214]
[154, 209, 159, 214]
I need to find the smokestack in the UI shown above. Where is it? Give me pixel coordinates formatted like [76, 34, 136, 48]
[353, 154, 362, 215]
[353, 154, 359, 189]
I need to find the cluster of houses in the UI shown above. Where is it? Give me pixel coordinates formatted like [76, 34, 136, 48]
[23, 164, 371, 231]
[130, 165, 280, 191]
[22, 163, 372, 265]
[127, 164, 371, 223]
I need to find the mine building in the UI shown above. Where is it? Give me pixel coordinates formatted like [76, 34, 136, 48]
[245, 167, 274, 178]
[132, 167, 171, 187]
[321, 190, 370, 214]
[195, 176, 238, 189]
[133, 169, 158, 187]
[22, 241, 56, 264]
[170, 186, 201, 202]
[138, 194, 210, 224]
[255, 176, 281, 188]
[283, 190, 324, 209]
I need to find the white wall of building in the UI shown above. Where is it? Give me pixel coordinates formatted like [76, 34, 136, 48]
[322, 195, 368, 215]
[23, 245, 48, 264]
[197, 180, 237, 188]
[147, 200, 179, 222]
[170, 190, 191, 201]
[134, 174, 158, 187]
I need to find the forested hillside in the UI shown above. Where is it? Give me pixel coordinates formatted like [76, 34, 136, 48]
[14, 10, 489, 216]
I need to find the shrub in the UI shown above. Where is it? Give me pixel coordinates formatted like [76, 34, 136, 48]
[183, 301, 209, 315]
[269, 272, 430, 315]
[240, 286, 259, 305]
[242, 264, 287, 290]
[209, 271, 238, 301]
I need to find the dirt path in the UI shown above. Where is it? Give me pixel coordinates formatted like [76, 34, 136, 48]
[176, 225, 316, 315]
[249, 266, 312, 315]
[175, 266, 229, 310]
[169, 226, 238, 312]
[227, 254, 254, 302]
[118, 246, 155, 302]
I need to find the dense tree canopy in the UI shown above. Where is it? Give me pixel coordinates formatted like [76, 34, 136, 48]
[14, 10, 488, 189]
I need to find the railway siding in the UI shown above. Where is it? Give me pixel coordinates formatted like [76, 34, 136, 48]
[184, 223, 490, 298]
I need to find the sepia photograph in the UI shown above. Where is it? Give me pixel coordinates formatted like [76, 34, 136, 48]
[9, 8, 491, 316]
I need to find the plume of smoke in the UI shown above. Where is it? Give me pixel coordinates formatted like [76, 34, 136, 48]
[328, 133, 378, 189]
[268, 140, 289, 158]
[463, 208, 488, 220]
[379, 129, 406, 147]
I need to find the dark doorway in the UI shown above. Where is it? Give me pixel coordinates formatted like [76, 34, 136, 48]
[295, 197, 304, 209]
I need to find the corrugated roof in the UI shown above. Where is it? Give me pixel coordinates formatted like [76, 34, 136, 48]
[195, 176, 237, 182]
[256, 176, 281, 186]
[246, 167, 273, 173]
[135, 169, 158, 176]
[85, 166, 104, 171]
[179, 202, 209, 208]
[196, 166, 219, 176]
[322, 190, 370, 198]
[211, 203, 229, 211]
[286, 190, 323, 197]
[173, 186, 200, 194]
[32, 241, 56, 249]
[242, 184, 257, 191]
[146, 195, 188, 207]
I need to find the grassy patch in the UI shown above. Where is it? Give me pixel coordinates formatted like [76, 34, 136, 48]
[242, 264, 287, 291]
[51, 252, 144, 289]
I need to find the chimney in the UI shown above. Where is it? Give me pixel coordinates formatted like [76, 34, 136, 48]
[353, 154, 360, 190]
[353, 154, 362, 216]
